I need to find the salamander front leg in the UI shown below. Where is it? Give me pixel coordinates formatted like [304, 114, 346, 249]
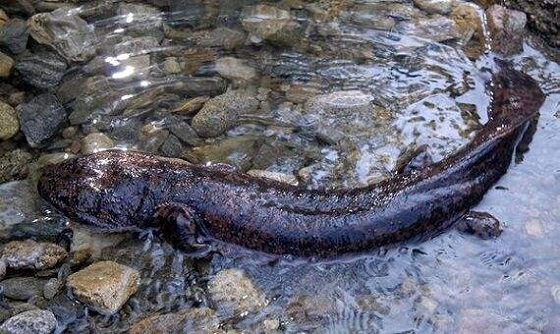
[455, 211, 502, 240]
[153, 203, 211, 255]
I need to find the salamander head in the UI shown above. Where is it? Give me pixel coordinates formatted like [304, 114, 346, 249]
[37, 150, 158, 231]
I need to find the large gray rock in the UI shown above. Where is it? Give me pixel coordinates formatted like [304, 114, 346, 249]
[16, 93, 66, 147]
[66, 261, 140, 315]
[0, 309, 57, 334]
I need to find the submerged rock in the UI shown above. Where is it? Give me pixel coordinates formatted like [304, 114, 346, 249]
[0, 51, 14, 77]
[0, 18, 29, 54]
[16, 93, 66, 147]
[67, 261, 140, 315]
[207, 268, 268, 318]
[80, 132, 114, 154]
[129, 307, 221, 334]
[191, 90, 260, 137]
[27, 8, 96, 62]
[0, 309, 57, 334]
[0, 100, 19, 140]
[15, 50, 67, 89]
[0, 277, 45, 300]
[241, 4, 292, 44]
[1, 239, 67, 271]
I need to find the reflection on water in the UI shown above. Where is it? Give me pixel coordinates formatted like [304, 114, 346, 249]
[0, 0, 559, 332]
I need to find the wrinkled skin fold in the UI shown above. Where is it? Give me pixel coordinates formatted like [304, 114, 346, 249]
[38, 61, 545, 257]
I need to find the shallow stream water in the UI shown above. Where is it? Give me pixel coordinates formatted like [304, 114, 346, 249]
[0, 0, 559, 333]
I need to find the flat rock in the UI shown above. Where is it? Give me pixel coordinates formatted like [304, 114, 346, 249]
[2, 239, 67, 271]
[0, 277, 45, 301]
[129, 307, 221, 334]
[191, 90, 259, 137]
[207, 268, 267, 318]
[28, 8, 96, 62]
[67, 261, 140, 315]
[16, 93, 66, 147]
[15, 50, 67, 90]
[0, 180, 40, 228]
[0, 309, 57, 334]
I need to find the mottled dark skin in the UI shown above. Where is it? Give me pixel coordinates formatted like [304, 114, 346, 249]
[38, 61, 545, 257]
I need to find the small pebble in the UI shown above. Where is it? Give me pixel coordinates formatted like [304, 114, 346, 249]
[80, 132, 114, 154]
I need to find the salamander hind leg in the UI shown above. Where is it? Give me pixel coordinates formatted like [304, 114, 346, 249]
[455, 211, 502, 240]
[153, 203, 211, 254]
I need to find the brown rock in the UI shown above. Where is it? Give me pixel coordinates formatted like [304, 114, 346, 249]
[487, 4, 527, 56]
[0, 100, 19, 140]
[0, 51, 14, 77]
[67, 261, 140, 315]
[451, 3, 486, 59]
[129, 307, 221, 334]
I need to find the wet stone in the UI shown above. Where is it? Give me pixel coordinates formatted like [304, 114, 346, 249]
[191, 136, 262, 171]
[16, 93, 66, 147]
[0, 180, 40, 228]
[0, 277, 45, 301]
[404, 16, 460, 42]
[28, 8, 96, 62]
[241, 4, 292, 44]
[167, 120, 201, 146]
[1, 239, 67, 271]
[0, 9, 7, 26]
[129, 307, 221, 334]
[413, 0, 452, 15]
[0, 100, 19, 140]
[159, 134, 183, 157]
[195, 27, 246, 50]
[15, 50, 67, 90]
[0, 309, 57, 334]
[163, 57, 182, 74]
[0, 259, 5, 280]
[116, 3, 162, 38]
[451, 4, 485, 59]
[178, 77, 227, 98]
[0, 18, 29, 54]
[0, 51, 14, 77]
[207, 268, 268, 318]
[215, 57, 257, 83]
[43, 278, 62, 300]
[66, 261, 140, 315]
[191, 90, 260, 137]
[80, 132, 114, 155]
[486, 4, 527, 56]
